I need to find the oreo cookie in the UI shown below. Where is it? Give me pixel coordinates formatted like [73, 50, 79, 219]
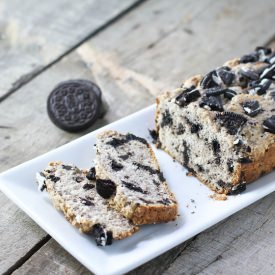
[175, 87, 200, 107]
[242, 100, 263, 117]
[240, 52, 259, 63]
[200, 71, 219, 89]
[199, 95, 223, 111]
[215, 112, 247, 135]
[217, 68, 235, 86]
[263, 116, 275, 134]
[47, 80, 102, 132]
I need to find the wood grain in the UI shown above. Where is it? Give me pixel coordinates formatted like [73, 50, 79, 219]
[0, 0, 275, 274]
[77, 0, 275, 94]
[12, 238, 194, 275]
[0, 0, 143, 100]
[163, 192, 275, 275]
[12, 239, 91, 275]
[0, 193, 48, 274]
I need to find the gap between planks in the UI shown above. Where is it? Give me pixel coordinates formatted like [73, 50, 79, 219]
[2, 235, 51, 275]
[0, 0, 148, 104]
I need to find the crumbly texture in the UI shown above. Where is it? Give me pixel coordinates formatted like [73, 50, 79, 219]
[209, 194, 228, 201]
[155, 47, 275, 194]
[95, 131, 178, 225]
[38, 161, 138, 245]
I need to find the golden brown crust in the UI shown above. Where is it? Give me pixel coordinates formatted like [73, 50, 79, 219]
[237, 141, 275, 184]
[181, 74, 203, 88]
[223, 57, 241, 68]
[131, 203, 178, 225]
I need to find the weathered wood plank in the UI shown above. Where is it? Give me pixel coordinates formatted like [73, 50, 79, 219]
[77, 0, 275, 94]
[0, 0, 143, 100]
[0, 193, 48, 274]
[13, 193, 275, 275]
[12, 237, 194, 275]
[1, 0, 275, 274]
[12, 239, 92, 275]
[163, 192, 275, 275]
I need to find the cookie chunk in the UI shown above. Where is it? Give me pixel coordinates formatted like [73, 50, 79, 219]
[47, 80, 102, 132]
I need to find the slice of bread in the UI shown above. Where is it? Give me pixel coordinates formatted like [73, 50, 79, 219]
[95, 131, 178, 225]
[37, 161, 138, 246]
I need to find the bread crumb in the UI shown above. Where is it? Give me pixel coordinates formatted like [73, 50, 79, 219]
[186, 171, 193, 176]
[209, 193, 227, 201]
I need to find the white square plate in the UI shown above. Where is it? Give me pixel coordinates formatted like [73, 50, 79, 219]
[0, 105, 274, 275]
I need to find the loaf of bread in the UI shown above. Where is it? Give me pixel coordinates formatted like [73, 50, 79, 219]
[155, 47, 275, 194]
[95, 131, 178, 225]
[37, 161, 138, 246]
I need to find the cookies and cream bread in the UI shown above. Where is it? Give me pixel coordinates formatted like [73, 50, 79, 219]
[95, 131, 178, 225]
[155, 46, 275, 195]
[37, 161, 138, 246]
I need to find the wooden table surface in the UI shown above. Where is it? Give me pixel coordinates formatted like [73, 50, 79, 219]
[1, 0, 275, 274]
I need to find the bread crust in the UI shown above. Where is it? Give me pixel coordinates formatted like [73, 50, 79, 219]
[237, 141, 275, 184]
[131, 203, 178, 224]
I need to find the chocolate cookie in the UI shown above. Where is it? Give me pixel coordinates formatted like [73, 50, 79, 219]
[47, 80, 101, 132]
